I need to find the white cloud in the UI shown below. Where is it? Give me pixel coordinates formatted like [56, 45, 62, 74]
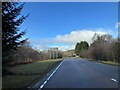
[33, 44, 75, 51]
[54, 29, 107, 44]
[34, 45, 49, 51]
[48, 45, 75, 51]
[31, 28, 110, 51]
[115, 22, 120, 28]
[60, 45, 75, 51]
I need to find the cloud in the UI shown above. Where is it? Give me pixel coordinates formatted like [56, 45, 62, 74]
[31, 28, 109, 51]
[115, 22, 120, 28]
[34, 45, 49, 51]
[59, 45, 75, 51]
[47, 45, 75, 51]
[54, 29, 107, 44]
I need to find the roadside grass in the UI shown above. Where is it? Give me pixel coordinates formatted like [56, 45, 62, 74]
[2, 75, 40, 88]
[2, 59, 62, 88]
[77, 57, 119, 66]
[98, 61, 119, 66]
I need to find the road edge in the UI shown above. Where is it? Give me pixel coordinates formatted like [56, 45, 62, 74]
[30, 60, 63, 90]
[38, 60, 63, 90]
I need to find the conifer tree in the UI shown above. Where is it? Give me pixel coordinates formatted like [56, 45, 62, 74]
[2, 2, 28, 65]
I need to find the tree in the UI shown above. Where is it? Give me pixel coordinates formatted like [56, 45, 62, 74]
[75, 41, 89, 56]
[79, 41, 89, 57]
[86, 33, 118, 62]
[75, 42, 80, 55]
[14, 42, 41, 64]
[2, 2, 28, 65]
[79, 41, 89, 50]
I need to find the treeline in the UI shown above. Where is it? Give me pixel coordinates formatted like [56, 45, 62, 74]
[75, 33, 119, 63]
[11, 41, 41, 64]
[11, 41, 63, 65]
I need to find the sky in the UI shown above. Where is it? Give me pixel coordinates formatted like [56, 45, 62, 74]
[20, 2, 118, 51]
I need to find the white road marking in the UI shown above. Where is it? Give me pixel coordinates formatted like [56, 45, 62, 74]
[39, 84, 44, 90]
[111, 78, 118, 83]
[38, 61, 63, 90]
[44, 81, 47, 84]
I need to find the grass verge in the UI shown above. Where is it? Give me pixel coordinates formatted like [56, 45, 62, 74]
[98, 61, 119, 66]
[2, 59, 62, 88]
[78, 57, 119, 66]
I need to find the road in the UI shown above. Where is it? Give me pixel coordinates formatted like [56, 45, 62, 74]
[37, 58, 119, 88]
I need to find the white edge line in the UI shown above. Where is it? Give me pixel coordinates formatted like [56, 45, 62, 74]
[38, 60, 63, 90]
[111, 78, 118, 83]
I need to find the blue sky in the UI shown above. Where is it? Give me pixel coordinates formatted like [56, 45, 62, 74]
[21, 2, 118, 51]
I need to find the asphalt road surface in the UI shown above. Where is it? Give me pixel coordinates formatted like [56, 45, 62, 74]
[41, 58, 119, 88]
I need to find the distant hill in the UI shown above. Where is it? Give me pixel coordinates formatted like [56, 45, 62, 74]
[63, 49, 75, 57]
